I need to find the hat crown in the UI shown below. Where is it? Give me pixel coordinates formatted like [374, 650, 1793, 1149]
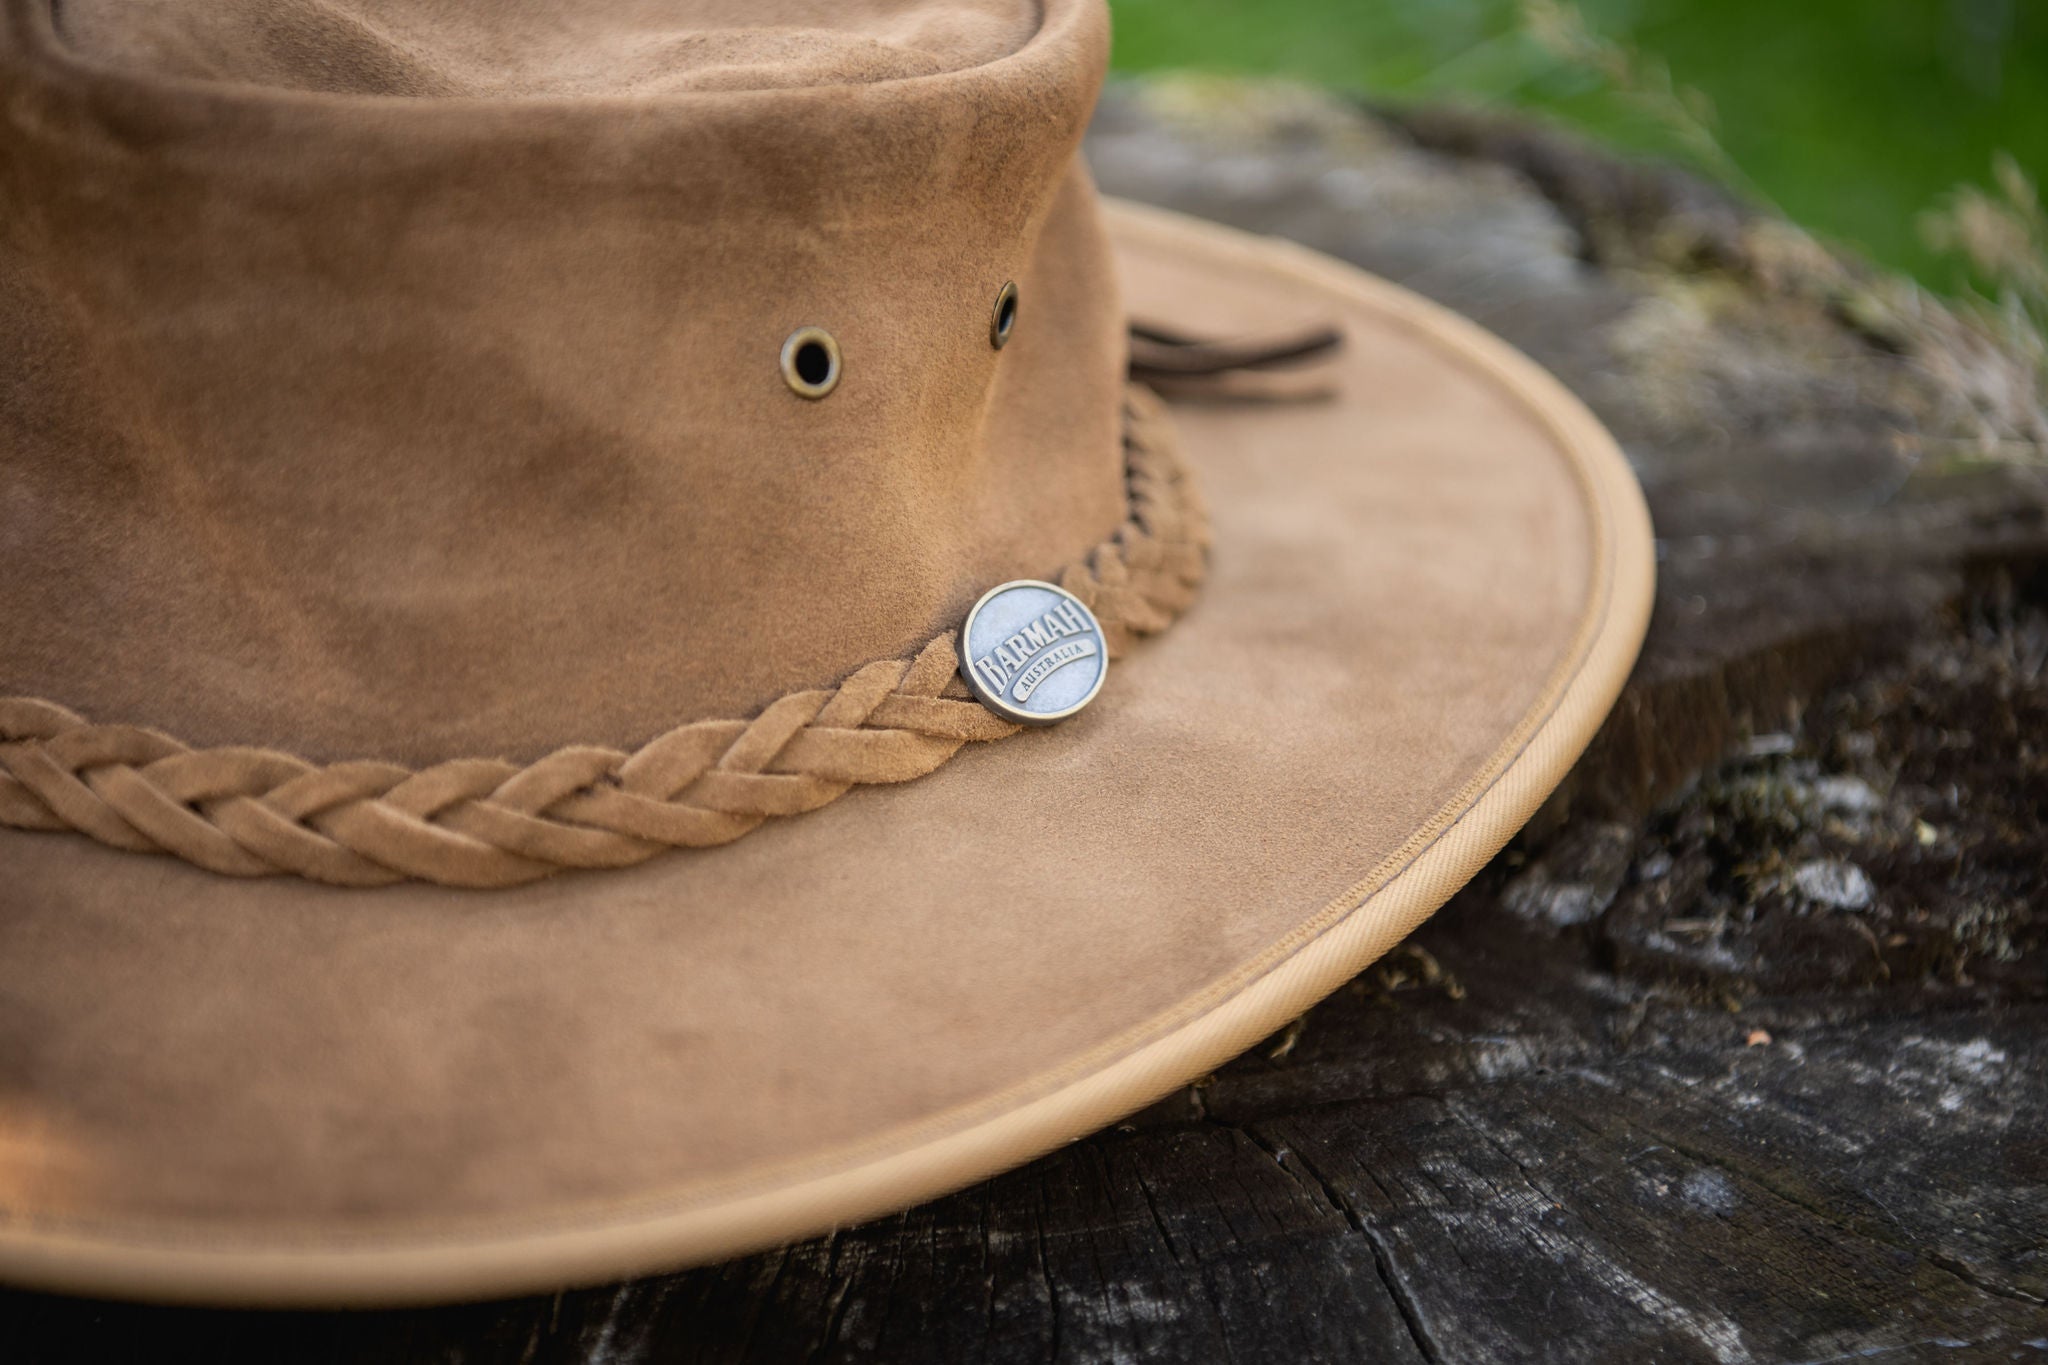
[56, 0, 1038, 96]
[0, 0, 1126, 763]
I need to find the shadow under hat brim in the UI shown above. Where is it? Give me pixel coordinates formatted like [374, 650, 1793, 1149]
[0, 200, 1655, 1306]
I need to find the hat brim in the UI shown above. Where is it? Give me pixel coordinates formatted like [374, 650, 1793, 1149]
[0, 199, 1654, 1306]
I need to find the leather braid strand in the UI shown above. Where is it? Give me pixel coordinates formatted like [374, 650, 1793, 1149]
[0, 389, 1208, 889]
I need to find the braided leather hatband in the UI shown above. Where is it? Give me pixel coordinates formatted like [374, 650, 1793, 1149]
[0, 387, 1208, 889]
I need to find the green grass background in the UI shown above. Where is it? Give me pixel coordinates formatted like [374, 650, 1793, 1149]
[1108, 0, 2047, 293]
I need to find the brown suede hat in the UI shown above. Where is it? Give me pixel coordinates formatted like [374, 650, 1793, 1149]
[0, 0, 1653, 1306]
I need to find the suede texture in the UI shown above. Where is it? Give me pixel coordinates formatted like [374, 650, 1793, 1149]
[0, 0, 1657, 1305]
[0, 206, 1611, 1243]
[57, 1, 1039, 95]
[0, 0, 1124, 763]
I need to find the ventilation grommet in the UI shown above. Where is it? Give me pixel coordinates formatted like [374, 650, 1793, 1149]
[780, 327, 841, 399]
[989, 281, 1019, 350]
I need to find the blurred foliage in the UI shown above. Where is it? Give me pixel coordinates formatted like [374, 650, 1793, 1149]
[1919, 154, 2048, 429]
[1107, 0, 2048, 297]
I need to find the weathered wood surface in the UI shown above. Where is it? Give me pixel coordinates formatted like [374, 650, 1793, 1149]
[6, 80, 2046, 1362]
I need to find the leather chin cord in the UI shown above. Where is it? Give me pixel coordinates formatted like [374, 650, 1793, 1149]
[1128, 320, 1346, 389]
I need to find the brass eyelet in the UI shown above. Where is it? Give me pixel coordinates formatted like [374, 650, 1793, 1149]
[989, 281, 1019, 350]
[780, 327, 841, 399]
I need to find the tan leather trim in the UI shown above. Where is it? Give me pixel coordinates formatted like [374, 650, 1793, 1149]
[0, 200, 1654, 1306]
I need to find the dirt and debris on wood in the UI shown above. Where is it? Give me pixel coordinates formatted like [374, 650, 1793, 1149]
[5, 77, 2044, 1363]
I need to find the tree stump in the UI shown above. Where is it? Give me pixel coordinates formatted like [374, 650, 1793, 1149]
[6, 79, 2045, 1363]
